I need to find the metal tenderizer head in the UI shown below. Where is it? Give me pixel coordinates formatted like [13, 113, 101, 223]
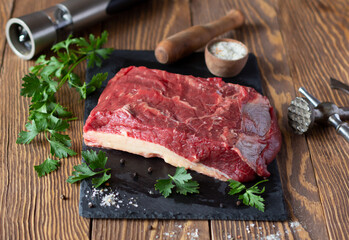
[288, 97, 314, 135]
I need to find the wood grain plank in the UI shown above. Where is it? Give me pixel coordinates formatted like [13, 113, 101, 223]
[0, 0, 90, 239]
[102, 0, 191, 50]
[92, 219, 210, 240]
[0, 0, 15, 238]
[190, 0, 329, 239]
[278, 0, 349, 239]
[210, 221, 309, 240]
[0, 0, 14, 67]
[91, 1, 211, 239]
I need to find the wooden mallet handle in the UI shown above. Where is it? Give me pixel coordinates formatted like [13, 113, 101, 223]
[155, 9, 245, 64]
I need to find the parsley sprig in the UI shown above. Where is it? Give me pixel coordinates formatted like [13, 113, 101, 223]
[17, 31, 113, 177]
[67, 150, 111, 188]
[155, 167, 199, 198]
[228, 179, 268, 212]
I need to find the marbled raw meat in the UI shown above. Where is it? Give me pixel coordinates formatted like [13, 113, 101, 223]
[83, 66, 281, 182]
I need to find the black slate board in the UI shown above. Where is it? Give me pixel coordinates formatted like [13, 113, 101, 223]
[79, 50, 287, 220]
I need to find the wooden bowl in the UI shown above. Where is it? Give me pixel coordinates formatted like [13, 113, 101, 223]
[205, 38, 248, 77]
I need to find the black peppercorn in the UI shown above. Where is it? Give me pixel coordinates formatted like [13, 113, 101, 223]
[147, 167, 153, 174]
[60, 194, 66, 200]
[88, 202, 93, 208]
[120, 158, 125, 165]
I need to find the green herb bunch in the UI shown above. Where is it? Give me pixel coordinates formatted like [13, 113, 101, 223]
[17, 31, 113, 178]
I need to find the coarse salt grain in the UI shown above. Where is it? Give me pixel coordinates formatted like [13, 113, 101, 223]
[264, 234, 281, 240]
[209, 41, 247, 60]
[92, 187, 105, 198]
[88, 187, 140, 210]
[190, 229, 199, 239]
[290, 221, 300, 228]
[100, 193, 117, 207]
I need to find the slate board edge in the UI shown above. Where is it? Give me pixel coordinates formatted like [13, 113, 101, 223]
[79, 50, 288, 221]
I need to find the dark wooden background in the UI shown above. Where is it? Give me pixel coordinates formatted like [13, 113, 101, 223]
[1, 0, 348, 239]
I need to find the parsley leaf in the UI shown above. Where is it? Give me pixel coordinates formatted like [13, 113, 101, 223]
[68, 73, 86, 99]
[228, 179, 268, 212]
[34, 158, 60, 177]
[46, 101, 72, 118]
[86, 72, 108, 95]
[170, 167, 193, 184]
[29, 55, 48, 74]
[47, 116, 70, 132]
[48, 136, 76, 158]
[155, 167, 199, 198]
[91, 172, 111, 188]
[75, 31, 113, 67]
[51, 35, 80, 53]
[76, 31, 113, 67]
[155, 179, 174, 198]
[81, 150, 108, 170]
[20, 74, 42, 98]
[16, 120, 42, 144]
[67, 72, 108, 99]
[40, 56, 65, 77]
[67, 150, 111, 188]
[176, 180, 200, 195]
[228, 180, 246, 195]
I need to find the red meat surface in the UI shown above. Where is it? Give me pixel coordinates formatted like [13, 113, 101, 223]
[83, 66, 282, 182]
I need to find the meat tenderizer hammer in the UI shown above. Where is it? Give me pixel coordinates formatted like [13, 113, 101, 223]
[288, 87, 349, 142]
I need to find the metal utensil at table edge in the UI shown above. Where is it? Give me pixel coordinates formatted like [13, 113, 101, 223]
[288, 87, 349, 143]
[330, 77, 349, 95]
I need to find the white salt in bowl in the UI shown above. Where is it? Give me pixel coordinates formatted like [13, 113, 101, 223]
[205, 38, 248, 77]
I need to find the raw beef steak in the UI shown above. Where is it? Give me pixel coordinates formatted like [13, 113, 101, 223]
[83, 66, 281, 182]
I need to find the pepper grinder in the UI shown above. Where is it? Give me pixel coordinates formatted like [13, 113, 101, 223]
[6, 0, 144, 60]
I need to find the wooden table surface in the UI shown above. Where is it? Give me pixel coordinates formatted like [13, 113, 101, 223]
[1, 0, 348, 239]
